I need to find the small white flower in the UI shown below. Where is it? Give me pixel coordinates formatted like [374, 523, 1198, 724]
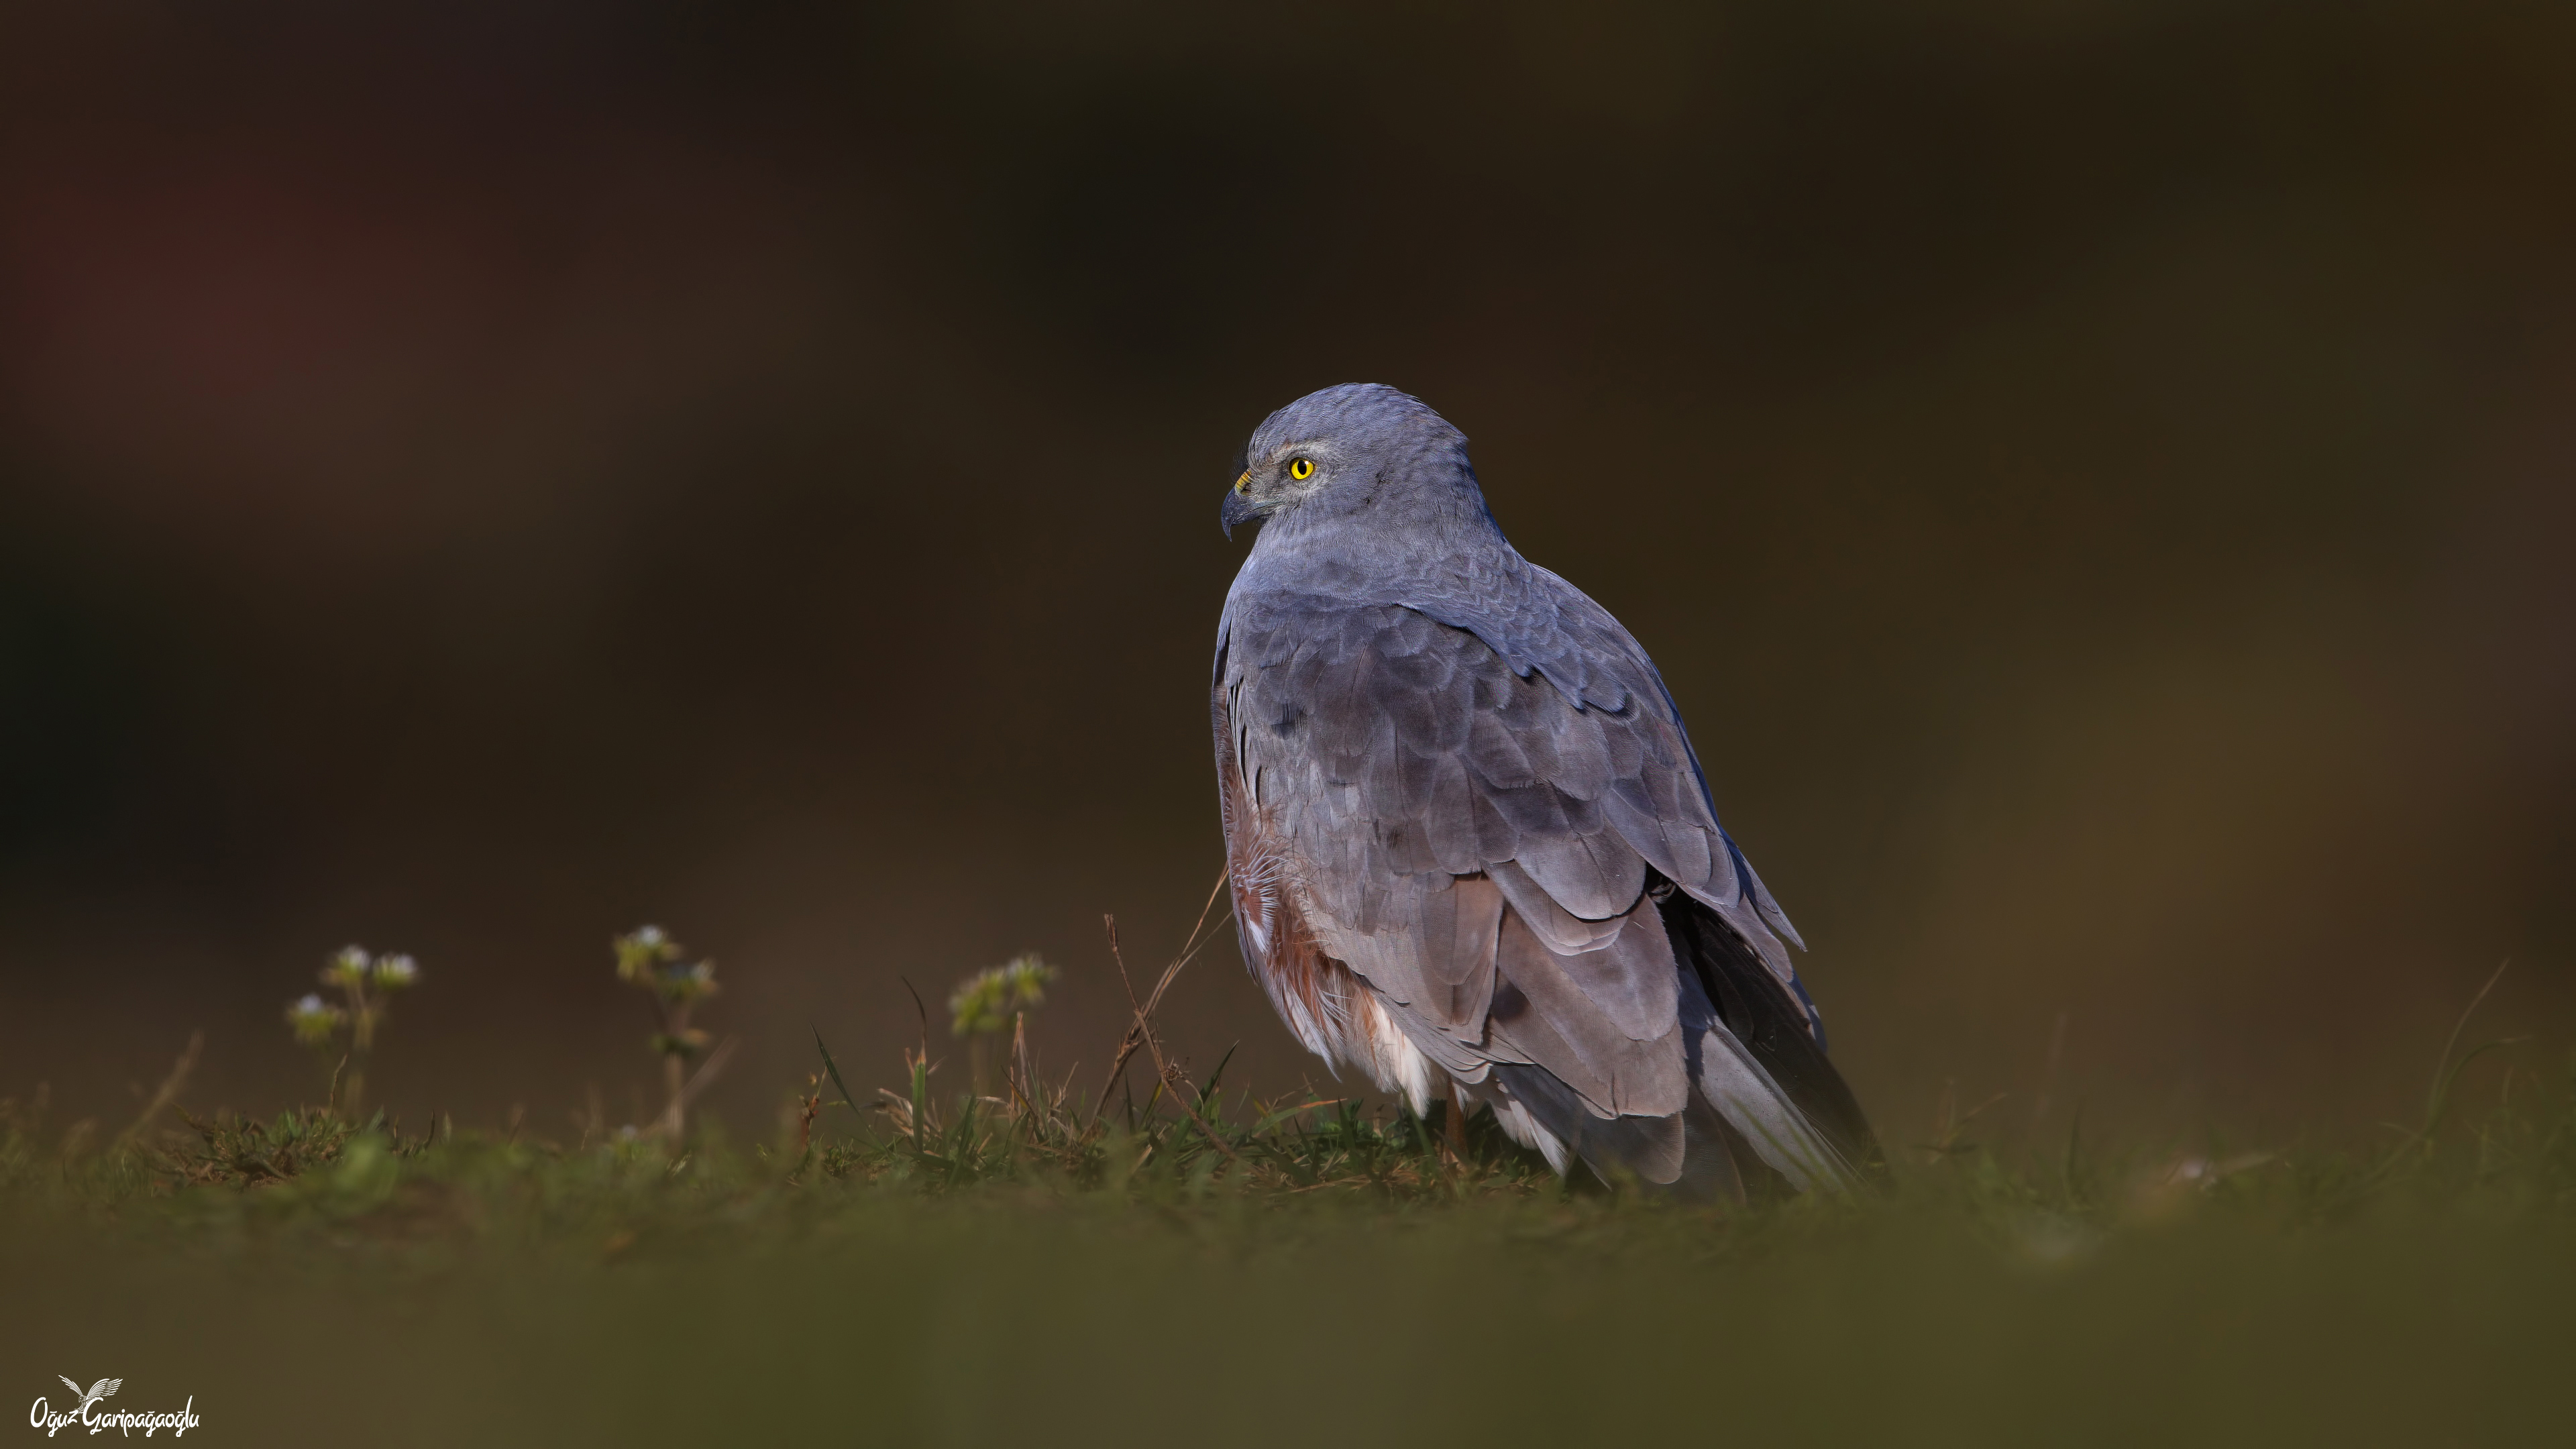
[286, 992, 347, 1046]
[372, 953, 419, 988]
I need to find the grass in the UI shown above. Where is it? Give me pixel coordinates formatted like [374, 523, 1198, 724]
[1, 949, 2570, 1446]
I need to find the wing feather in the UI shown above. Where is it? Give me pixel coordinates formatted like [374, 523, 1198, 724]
[1489, 910, 1684, 1117]
[1515, 825, 1644, 921]
[1487, 859, 1626, 954]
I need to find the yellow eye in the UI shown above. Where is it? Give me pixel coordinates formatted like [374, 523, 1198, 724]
[1288, 458, 1314, 480]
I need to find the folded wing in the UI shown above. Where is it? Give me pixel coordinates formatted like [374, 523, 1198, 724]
[1218, 592, 1872, 1187]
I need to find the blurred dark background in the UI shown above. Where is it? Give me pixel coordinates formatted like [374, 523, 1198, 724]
[3, 0, 2570, 1148]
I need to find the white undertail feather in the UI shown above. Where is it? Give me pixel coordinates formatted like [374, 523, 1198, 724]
[1342, 991, 1438, 1117]
[1470, 1081, 1572, 1175]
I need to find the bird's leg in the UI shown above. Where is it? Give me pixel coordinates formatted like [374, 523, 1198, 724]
[1442, 1084, 1468, 1168]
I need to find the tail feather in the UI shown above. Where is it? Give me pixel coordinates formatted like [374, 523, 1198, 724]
[1692, 1019, 1854, 1191]
[1662, 886, 1883, 1189]
[1464, 882, 1882, 1196]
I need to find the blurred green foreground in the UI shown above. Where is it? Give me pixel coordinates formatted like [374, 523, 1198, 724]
[3, 1073, 2571, 1449]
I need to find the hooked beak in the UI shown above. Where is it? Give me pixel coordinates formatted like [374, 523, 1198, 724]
[1220, 470, 1263, 538]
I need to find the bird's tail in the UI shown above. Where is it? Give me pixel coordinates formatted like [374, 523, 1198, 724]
[1661, 891, 1884, 1192]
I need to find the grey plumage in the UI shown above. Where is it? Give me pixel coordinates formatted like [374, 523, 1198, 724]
[1214, 383, 1877, 1191]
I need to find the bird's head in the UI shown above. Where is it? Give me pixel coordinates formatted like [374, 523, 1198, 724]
[1220, 383, 1482, 540]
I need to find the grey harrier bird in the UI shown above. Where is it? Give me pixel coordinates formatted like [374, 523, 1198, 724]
[1213, 384, 1877, 1194]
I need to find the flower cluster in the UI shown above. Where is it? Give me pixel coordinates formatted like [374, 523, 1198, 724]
[948, 953, 1057, 1038]
[284, 945, 421, 1046]
[282, 943, 421, 1115]
[614, 925, 720, 1059]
